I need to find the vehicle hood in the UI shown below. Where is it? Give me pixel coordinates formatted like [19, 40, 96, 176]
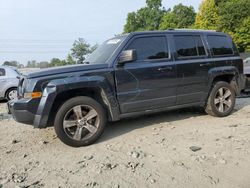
[26, 64, 109, 79]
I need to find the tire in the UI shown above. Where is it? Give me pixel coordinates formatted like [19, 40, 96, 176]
[205, 81, 236, 117]
[54, 96, 107, 147]
[6, 88, 17, 101]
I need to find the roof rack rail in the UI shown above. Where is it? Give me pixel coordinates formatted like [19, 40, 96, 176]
[166, 28, 217, 32]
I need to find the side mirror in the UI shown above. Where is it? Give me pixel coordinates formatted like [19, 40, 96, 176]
[118, 50, 137, 65]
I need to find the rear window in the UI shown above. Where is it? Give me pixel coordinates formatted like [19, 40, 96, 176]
[0, 68, 6, 76]
[126, 36, 169, 61]
[207, 35, 233, 56]
[174, 35, 206, 58]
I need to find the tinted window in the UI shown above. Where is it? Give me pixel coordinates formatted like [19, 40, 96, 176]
[0, 68, 6, 76]
[127, 36, 169, 61]
[194, 36, 206, 56]
[174, 35, 206, 57]
[207, 35, 233, 56]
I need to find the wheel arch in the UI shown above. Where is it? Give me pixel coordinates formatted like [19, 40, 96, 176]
[208, 66, 241, 95]
[47, 87, 112, 126]
[34, 75, 121, 128]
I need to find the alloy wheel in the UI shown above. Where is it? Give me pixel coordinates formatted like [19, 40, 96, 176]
[63, 105, 100, 141]
[214, 87, 232, 113]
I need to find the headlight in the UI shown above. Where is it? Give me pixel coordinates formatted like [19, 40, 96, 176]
[23, 92, 42, 99]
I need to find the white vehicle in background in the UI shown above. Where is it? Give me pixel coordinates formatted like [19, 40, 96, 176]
[244, 57, 250, 67]
[0, 66, 20, 101]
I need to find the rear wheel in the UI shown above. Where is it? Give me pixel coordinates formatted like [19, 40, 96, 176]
[54, 96, 107, 147]
[6, 88, 17, 101]
[205, 81, 235, 117]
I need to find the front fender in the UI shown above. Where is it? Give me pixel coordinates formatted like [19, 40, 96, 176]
[34, 75, 120, 128]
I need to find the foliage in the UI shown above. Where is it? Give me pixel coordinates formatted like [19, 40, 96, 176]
[71, 38, 91, 64]
[217, 0, 250, 32]
[66, 54, 76, 65]
[3, 61, 19, 67]
[160, 3, 196, 30]
[232, 17, 250, 52]
[27, 60, 38, 68]
[22, 39, 95, 68]
[123, 0, 166, 33]
[39, 61, 50, 68]
[195, 0, 219, 30]
[195, 0, 250, 52]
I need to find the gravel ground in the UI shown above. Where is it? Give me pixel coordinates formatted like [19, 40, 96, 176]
[0, 98, 250, 188]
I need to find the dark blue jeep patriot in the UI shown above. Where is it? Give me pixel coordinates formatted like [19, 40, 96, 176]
[9, 30, 245, 147]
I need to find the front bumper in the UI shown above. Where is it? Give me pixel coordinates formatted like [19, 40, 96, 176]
[8, 98, 41, 127]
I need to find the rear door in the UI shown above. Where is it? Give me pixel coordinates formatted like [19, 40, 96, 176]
[115, 34, 177, 114]
[173, 34, 212, 105]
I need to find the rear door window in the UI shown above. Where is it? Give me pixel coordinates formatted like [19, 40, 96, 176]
[126, 36, 169, 61]
[174, 35, 206, 58]
[207, 35, 233, 56]
[0, 68, 6, 77]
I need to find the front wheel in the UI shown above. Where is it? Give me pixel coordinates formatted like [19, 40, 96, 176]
[54, 96, 107, 147]
[205, 81, 236, 117]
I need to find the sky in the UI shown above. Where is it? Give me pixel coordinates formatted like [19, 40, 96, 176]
[0, 0, 202, 65]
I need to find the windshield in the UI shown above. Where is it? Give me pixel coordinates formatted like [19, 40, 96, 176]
[84, 35, 127, 64]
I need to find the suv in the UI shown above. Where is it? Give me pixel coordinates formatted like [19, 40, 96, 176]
[9, 30, 245, 147]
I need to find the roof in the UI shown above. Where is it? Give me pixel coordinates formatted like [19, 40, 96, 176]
[0, 65, 18, 70]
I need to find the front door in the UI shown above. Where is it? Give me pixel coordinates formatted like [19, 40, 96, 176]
[115, 35, 177, 114]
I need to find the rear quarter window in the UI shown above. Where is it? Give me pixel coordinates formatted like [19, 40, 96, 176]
[0, 68, 6, 77]
[207, 35, 234, 56]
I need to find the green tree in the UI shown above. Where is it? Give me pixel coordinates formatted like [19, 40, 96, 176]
[123, 0, 166, 33]
[160, 3, 196, 29]
[232, 17, 250, 52]
[3, 61, 19, 67]
[66, 54, 76, 65]
[195, 0, 250, 52]
[26, 60, 38, 68]
[217, 0, 250, 32]
[195, 0, 219, 30]
[49, 58, 63, 67]
[39, 61, 49, 68]
[71, 38, 91, 64]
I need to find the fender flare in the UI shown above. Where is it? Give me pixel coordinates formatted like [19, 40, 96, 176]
[207, 66, 244, 96]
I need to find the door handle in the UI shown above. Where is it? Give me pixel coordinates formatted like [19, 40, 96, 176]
[200, 63, 211, 67]
[158, 66, 173, 71]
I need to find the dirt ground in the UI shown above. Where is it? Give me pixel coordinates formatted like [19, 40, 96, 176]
[0, 98, 250, 188]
